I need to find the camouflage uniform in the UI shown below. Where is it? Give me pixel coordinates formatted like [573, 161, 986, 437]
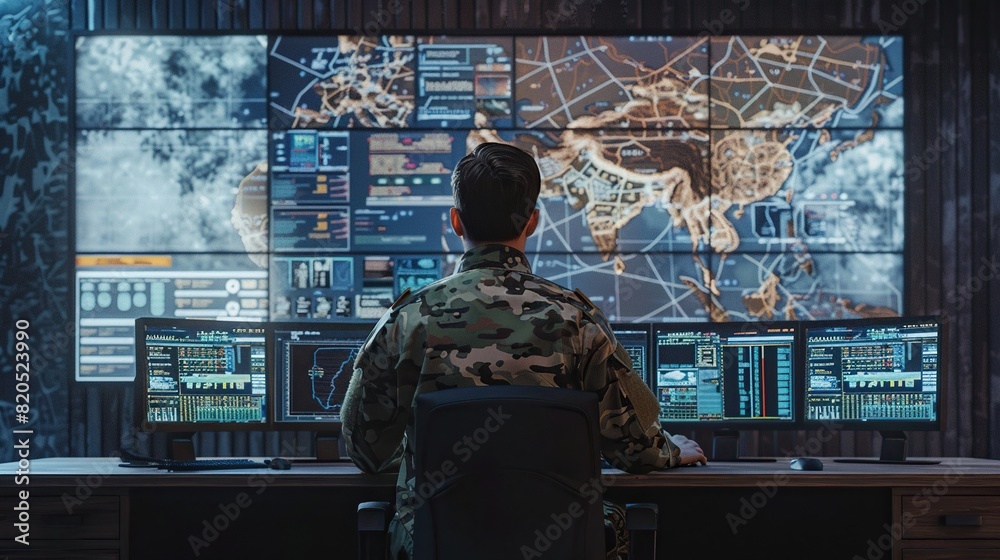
[343, 244, 680, 559]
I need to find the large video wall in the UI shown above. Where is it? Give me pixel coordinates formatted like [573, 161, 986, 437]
[73, 34, 904, 381]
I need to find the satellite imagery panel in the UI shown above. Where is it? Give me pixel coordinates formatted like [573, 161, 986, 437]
[76, 35, 268, 129]
[268, 35, 417, 128]
[75, 129, 268, 253]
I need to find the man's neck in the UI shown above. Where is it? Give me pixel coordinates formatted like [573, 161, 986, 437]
[464, 238, 526, 253]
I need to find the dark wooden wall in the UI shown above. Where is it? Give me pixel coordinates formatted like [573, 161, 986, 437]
[1, 0, 997, 462]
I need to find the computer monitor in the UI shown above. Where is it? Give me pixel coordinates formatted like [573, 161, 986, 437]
[134, 317, 270, 460]
[270, 321, 375, 461]
[651, 321, 798, 461]
[803, 316, 942, 464]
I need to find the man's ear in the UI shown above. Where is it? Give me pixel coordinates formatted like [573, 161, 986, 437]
[524, 209, 539, 238]
[450, 207, 465, 238]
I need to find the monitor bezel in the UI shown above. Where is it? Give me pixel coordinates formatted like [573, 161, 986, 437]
[268, 320, 376, 430]
[650, 320, 801, 430]
[134, 316, 272, 433]
[800, 315, 943, 431]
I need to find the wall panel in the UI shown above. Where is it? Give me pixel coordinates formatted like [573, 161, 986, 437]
[0, 0, 71, 461]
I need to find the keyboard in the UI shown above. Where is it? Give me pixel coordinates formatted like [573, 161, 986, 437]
[157, 458, 268, 472]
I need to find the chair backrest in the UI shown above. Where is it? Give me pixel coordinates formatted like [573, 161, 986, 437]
[412, 386, 605, 560]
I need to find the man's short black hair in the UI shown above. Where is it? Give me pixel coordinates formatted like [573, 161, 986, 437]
[451, 142, 541, 243]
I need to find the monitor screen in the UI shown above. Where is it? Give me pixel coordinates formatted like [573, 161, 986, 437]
[651, 322, 797, 427]
[135, 318, 269, 430]
[270, 322, 374, 427]
[803, 317, 941, 428]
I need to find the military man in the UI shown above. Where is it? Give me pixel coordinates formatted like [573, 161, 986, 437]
[342, 142, 707, 560]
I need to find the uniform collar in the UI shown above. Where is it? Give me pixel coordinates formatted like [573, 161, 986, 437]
[457, 244, 532, 274]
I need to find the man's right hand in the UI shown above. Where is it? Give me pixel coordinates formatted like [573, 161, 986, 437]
[671, 434, 708, 466]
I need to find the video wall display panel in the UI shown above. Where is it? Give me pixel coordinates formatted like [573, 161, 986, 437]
[270, 253, 459, 321]
[268, 35, 417, 128]
[493, 128, 711, 255]
[74, 33, 906, 381]
[514, 36, 710, 129]
[75, 35, 268, 129]
[529, 252, 716, 322]
[708, 36, 903, 129]
[713, 252, 904, 323]
[710, 128, 905, 254]
[75, 254, 268, 381]
[75, 129, 268, 253]
[416, 36, 514, 128]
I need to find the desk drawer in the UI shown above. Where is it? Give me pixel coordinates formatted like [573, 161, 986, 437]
[898, 539, 1000, 559]
[900, 496, 1000, 540]
[0, 496, 119, 540]
[0, 547, 119, 559]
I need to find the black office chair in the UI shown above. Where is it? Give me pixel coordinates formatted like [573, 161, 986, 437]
[358, 386, 658, 560]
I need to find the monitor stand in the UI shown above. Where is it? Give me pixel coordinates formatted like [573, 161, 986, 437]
[315, 431, 342, 461]
[710, 429, 776, 462]
[291, 431, 349, 464]
[834, 431, 941, 465]
[168, 433, 197, 462]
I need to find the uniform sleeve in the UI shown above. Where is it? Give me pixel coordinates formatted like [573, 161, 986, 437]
[579, 324, 680, 473]
[342, 316, 407, 474]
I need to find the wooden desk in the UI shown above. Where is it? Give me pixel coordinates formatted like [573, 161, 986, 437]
[2, 457, 1000, 559]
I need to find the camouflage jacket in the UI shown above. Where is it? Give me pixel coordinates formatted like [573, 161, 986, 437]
[342, 244, 680, 557]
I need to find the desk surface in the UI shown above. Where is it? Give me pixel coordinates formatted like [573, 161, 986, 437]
[4, 457, 1000, 489]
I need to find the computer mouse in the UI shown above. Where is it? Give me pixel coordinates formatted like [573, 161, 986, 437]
[267, 457, 292, 470]
[789, 457, 823, 471]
